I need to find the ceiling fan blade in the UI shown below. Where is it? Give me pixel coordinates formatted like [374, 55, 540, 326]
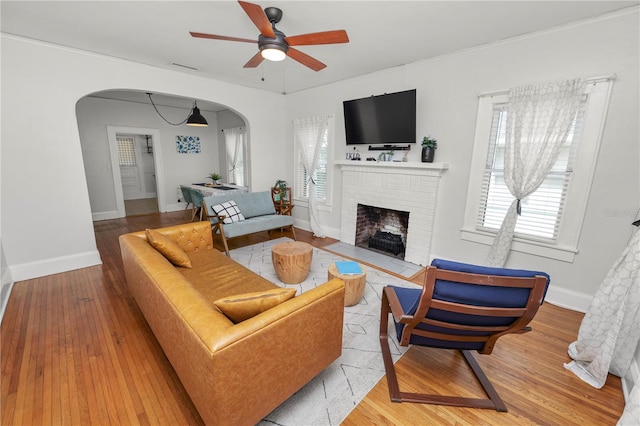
[190, 32, 257, 44]
[287, 47, 326, 72]
[285, 30, 349, 46]
[243, 51, 265, 68]
[238, 1, 275, 38]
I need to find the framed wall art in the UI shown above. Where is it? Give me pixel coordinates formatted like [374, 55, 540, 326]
[176, 135, 201, 154]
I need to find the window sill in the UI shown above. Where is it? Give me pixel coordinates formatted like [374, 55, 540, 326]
[460, 228, 577, 263]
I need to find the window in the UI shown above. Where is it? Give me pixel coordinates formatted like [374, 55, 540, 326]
[117, 136, 137, 167]
[224, 127, 246, 186]
[478, 101, 584, 242]
[462, 79, 613, 262]
[293, 116, 333, 206]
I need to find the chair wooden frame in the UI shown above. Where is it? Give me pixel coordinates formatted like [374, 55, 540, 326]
[379, 266, 548, 412]
[270, 187, 294, 216]
[202, 199, 297, 256]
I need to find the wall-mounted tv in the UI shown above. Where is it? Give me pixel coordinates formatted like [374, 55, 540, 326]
[343, 89, 416, 145]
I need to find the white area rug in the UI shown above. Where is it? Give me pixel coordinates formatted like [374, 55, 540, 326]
[229, 238, 419, 426]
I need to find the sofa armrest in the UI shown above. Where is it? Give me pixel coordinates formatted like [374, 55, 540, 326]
[210, 278, 345, 351]
[199, 278, 346, 425]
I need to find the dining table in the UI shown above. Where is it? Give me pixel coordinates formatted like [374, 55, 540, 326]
[177, 183, 249, 203]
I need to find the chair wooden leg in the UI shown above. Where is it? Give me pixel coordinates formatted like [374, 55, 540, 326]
[379, 291, 508, 412]
[379, 291, 403, 402]
[290, 226, 297, 241]
[461, 350, 507, 412]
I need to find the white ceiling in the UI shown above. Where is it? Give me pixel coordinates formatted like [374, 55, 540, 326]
[2, 0, 637, 109]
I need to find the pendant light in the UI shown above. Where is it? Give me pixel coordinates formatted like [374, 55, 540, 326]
[147, 93, 208, 127]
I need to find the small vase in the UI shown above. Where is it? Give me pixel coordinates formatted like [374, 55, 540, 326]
[421, 147, 435, 163]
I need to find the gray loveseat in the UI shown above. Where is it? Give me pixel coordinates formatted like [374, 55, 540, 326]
[203, 191, 296, 255]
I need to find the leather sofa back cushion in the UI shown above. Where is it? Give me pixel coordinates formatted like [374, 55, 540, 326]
[214, 288, 297, 323]
[145, 228, 192, 268]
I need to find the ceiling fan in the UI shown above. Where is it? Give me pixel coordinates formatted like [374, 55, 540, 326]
[190, 1, 349, 71]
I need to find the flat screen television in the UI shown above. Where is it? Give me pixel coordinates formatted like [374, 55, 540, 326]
[343, 89, 416, 145]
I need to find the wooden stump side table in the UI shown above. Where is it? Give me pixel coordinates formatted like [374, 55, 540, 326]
[271, 241, 313, 284]
[328, 262, 367, 307]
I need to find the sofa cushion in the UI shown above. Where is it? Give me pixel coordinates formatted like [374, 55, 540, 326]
[210, 200, 245, 224]
[204, 191, 276, 220]
[214, 288, 297, 323]
[145, 228, 192, 268]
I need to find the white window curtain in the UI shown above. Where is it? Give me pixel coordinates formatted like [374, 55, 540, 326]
[293, 115, 330, 238]
[486, 78, 585, 266]
[224, 127, 245, 186]
[564, 226, 640, 424]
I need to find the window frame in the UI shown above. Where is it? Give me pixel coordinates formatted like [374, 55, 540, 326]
[461, 80, 613, 262]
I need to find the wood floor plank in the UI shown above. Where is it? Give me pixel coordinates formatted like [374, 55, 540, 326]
[0, 211, 625, 425]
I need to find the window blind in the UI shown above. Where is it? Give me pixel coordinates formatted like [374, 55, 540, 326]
[477, 100, 586, 242]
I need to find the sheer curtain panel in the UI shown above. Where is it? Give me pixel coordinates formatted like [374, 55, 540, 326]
[486, 78, 585, 266]
[224, 127, 245, 186]
[293, 115, 330, 237]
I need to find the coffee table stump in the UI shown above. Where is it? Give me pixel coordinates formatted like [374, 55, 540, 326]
[271, 241, 313, 284]
[328, 262, 367, 307]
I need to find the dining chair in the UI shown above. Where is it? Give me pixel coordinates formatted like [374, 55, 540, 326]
[188, 188, 205, 221]
[180, 185, 194, 219]
[379, 258, 550, 412]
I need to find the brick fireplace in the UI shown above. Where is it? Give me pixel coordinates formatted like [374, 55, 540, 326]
[356, 204, 409, 259]
[337, 161, 448, 266]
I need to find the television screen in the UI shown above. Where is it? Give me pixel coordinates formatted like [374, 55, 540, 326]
[343, 89, 416, 145]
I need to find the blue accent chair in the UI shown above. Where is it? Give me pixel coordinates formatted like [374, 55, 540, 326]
[379, 258, 550, 412]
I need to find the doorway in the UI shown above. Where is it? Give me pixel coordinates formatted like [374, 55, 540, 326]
[107, 126, 165, 218]
[116, 133, 159, 216]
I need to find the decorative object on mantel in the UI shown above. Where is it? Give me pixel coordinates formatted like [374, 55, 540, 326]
[421, 135, 437, 163]
[207, 172, 223, 185]
[176, 135, 201, 154]
[378, 150, 394, 161]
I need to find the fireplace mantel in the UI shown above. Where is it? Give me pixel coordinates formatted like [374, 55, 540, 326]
[337, 160, 448, 266]
[336, 160, 449, 174]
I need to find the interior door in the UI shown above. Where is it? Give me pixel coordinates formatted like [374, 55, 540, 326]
[117, 135, 143, 200]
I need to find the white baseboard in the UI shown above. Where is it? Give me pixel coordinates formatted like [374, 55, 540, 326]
[92, 210, 119, 221]
[10, 250, 102, 282]
[544, 285, 593, 313]
[622, 357, 639, 403]
[293, 219, 340, 240]
[1, 267, 15, 323]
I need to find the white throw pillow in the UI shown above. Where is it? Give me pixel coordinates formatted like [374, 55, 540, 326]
[211, 200, 245, 224]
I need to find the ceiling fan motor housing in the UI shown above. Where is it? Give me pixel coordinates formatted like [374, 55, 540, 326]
[258, 29, 289, 54]
[264, 7, 283, 24]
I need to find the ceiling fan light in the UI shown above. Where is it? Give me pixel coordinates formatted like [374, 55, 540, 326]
[186, 105, 208, 127]
[261, 48, 287, 62]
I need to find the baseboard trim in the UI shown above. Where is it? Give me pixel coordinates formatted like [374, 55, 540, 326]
[622, 357, 639, 403]
[92, 210, 119, 221]
[544, 285, 592, 313]
[1, 267, 15, 323]
[10, 251, 102, 282]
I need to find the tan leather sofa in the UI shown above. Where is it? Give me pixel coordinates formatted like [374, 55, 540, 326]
[119, 221, 345, 425]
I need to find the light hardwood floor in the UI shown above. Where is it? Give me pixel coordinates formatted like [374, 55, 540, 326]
[1, 211, 624, 425]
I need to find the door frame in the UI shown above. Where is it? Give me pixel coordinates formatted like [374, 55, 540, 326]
[107, 125, 165, 217]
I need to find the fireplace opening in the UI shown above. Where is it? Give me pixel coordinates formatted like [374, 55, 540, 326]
[355, 204, 409, 259]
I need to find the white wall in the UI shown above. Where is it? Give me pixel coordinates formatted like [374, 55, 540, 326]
[1, 34, 286, 283]
[285, 9, 639, 312]
[76, 96, 236, 217]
